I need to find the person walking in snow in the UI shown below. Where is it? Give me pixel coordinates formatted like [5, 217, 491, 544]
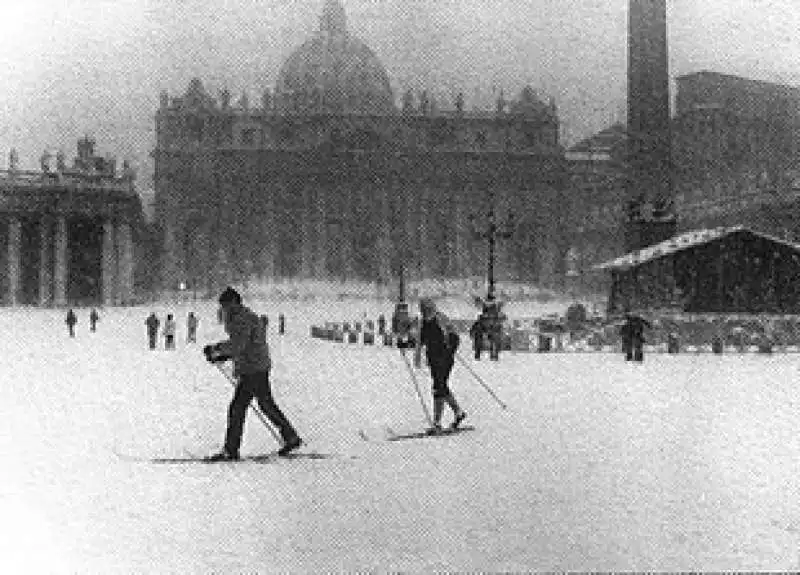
[619, 312, 651, 362]
[145, 312, 160, 350]
[186, 312, 198, 343]
[278, 313, 286, 335]
[414, 298, 467, 434]
[89, 308, 99, 332]
[66, 309, 77, 338]
[203, 287, 302, 460]
[470, 319, 484, 360]
[163, 313, 176, 350]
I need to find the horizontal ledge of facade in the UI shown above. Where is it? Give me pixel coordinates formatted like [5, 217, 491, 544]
[157, 109, 557, 122]
[0, 178, 135, 194]
[153, 145, 563, 158]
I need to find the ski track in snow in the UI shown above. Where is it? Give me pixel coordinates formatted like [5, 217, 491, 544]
[1, 298, 800, 571]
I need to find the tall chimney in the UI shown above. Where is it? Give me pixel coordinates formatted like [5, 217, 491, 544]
[625, 0, 676, 251]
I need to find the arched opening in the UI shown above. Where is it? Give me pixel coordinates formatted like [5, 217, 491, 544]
[69, 216, 103, 305]
[18, 216, 42, 305]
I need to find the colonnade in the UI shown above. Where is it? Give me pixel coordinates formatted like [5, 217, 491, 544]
[4, 215, 134, 306]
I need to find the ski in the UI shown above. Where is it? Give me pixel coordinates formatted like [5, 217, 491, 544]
[115, 450, 340, 464]
[387, 425, 476, 442]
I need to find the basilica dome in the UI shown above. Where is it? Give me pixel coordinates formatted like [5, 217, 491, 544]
[275, 0, 395, 115]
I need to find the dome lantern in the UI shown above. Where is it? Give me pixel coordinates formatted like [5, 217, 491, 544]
[320, 0, 347, 38]
[275, 0, 394, 115]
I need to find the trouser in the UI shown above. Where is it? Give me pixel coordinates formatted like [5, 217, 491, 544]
[224, 371, 299, 455]
[625, 340, 644, 362]
[165, 335, 175, 350]
[148, 333, 157, 350]
[429, 358, 461, 425]
[488, 334, 500, 360]
[187, 329, 196, 343]
[68, 325, 75, 337]
[473, 336, 482, 359]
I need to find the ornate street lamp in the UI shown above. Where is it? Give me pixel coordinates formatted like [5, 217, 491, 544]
[470, 186, 515, 360]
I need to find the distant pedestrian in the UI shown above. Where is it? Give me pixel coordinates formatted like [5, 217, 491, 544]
[66, 309, 77, 338]
[470, 319, 484, 360]
[278, 313, 286, 335]
[260, 314, 269, 339]
[163, 313, 176, 350]
[89, 308, 99, 332]
[619, 312, 650, 362]
[187, 312, 198, 343]
[377, 314, 386, 336]
[145, 312, 159, 350]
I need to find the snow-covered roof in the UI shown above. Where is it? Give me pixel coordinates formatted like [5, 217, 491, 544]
[594, 225, 800, 271]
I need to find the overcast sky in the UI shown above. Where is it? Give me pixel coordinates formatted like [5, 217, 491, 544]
[2, 0, 799, 188]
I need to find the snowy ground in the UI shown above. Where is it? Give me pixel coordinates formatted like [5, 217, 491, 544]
[2, 297, 800, 572]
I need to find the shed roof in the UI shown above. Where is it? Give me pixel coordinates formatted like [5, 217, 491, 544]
[594, 225, 800, 271]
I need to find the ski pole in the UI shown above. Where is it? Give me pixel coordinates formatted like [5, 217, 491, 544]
[454, 352, 508, 410]
[213, 363, 282, 443]
[399, 349, 434, 428]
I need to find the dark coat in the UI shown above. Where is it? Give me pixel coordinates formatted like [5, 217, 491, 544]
[620, 315, 650, 345]
[213, 304, 272, 376]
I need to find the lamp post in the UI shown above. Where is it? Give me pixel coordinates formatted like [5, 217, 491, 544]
[470, 186, 515, 360]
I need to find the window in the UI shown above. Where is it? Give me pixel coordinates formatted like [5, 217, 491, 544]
[241, 129, 257, 147]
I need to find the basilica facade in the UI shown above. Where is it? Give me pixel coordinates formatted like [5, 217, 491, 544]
[153, 0, 567, 295]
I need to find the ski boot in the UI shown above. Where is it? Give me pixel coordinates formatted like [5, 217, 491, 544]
[425, 424, 443, 436]
[278, 436, 303, 456]
[451, 411, 467, 430]
[205, 448, 240, 462]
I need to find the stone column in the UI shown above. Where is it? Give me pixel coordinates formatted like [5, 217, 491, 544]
[39, 217, 53, 306]
[453, 199, 468, 279]
[260, 208, 275, 282]
[314, 187, 328, 279]
[417, 186, 431, 279]
[376, 184, 392, 285]
[7, 217, 21, 306]
[402, 183, 418, 282]
[538, 242, 555, 290]
[161, 222, 178, 292]
[300, 185, 314, 280]
[340, 186, 355, 280]
[102, 220, 117, 306]
[53, 216, 68, 306]
[116, 222, 134, 305]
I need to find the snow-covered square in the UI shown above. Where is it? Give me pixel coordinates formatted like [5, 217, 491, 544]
[2, 295, 800, 572]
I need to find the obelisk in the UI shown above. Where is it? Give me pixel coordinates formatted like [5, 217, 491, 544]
[626, 0, 676, 251]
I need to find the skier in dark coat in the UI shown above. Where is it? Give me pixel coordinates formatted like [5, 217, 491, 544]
[89, 309, 99, 332]
[145, 313, 159, 350]
[414, 298, 467, 434]
[204, 287, 302, 460]
[66, 309, 77, 337]
[619, 312, 651, 362]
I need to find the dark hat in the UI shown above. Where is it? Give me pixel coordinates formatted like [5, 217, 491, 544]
[218, 286, 241, 305]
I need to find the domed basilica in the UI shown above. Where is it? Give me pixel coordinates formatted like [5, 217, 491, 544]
[154, 0, 567, 294]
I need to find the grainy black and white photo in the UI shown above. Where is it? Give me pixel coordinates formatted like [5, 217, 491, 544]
[2, 0, 800, 570]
